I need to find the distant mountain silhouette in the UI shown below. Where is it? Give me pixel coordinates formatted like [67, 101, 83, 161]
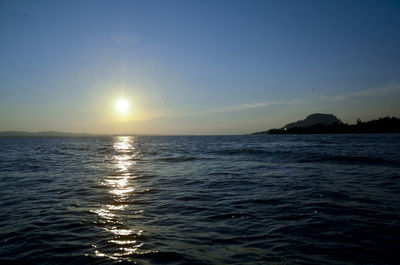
[284, 113, 343, 129]
[253, 114, 400, 134]
[0, 131, 106, 137]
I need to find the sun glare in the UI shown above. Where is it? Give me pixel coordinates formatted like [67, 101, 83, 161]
[115, 98, 129, 114]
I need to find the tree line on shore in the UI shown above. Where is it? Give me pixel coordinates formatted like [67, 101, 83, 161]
[254, 116, 400, 134]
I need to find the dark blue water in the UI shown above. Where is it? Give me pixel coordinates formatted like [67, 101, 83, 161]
[0, 134, 400, 264]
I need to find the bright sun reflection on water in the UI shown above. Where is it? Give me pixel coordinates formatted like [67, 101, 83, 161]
[93, 209, 115, 220]
[113, 137, 132, 151]
[92, 136, 147, 260]
[106, 204, 126, 210]
[107, 228, 135, 235]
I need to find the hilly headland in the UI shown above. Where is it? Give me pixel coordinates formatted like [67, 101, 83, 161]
[253, 114, 400, 134]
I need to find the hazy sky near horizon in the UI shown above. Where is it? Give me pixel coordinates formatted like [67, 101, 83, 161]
[1, 0, 400, 134]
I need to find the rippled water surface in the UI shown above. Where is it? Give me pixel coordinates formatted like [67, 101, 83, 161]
[1, 134, 400, 264]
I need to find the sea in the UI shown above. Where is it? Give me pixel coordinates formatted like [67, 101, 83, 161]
[0, 134, 399, 265]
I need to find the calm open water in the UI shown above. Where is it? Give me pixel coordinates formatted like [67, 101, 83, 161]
[0, 134, 400, 264]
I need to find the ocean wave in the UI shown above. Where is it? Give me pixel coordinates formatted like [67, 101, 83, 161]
[155, 156, 197, 162]
[212, 148, 267, 155]
[299, 154, 400, 166]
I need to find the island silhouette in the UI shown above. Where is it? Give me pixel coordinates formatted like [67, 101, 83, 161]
[253, 114, 400, 134]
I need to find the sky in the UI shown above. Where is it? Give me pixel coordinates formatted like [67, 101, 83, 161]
[0, 0, 399, 135]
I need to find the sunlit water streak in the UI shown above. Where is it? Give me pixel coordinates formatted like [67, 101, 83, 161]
[92, 136, 150, 260]
[0, 134, 400, 264]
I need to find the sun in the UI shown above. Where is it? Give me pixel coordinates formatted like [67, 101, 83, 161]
[115, 98, 129, 114]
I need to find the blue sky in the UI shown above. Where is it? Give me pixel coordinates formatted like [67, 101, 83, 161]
[1, 0, 399, 134]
